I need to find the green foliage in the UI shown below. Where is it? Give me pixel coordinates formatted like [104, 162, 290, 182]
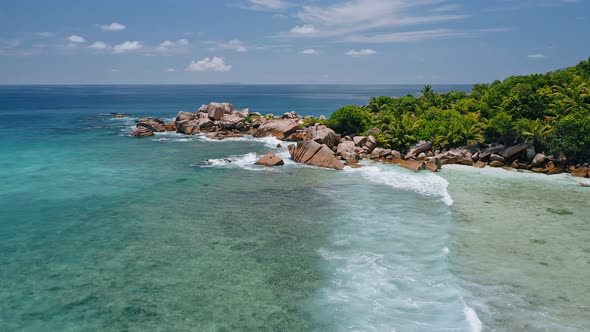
[326, 57, 590, 162]
[326, 105, 368, 135]
[552, 111, 590, 161]
[299, 117, 327, 129]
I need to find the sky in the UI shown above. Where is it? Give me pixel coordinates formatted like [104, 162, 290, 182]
[0, 0, 589, 84]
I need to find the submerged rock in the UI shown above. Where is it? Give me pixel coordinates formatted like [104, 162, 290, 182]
[255, 153, 284, 166]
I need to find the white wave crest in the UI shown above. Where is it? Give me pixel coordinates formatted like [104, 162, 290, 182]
[464, 305, 483, 332]
[198, 134, 287, 149]
[346, 163, 454, 206]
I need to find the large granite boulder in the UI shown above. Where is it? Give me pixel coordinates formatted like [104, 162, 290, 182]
[500, 140, 534, 159]
[165, 121, 176, 131]
[306, 124, 340, 148]
[364, 136, 378, 151]
[479, 144, 505, 160]
[219, 113, 244, 130]
[199, 102, 233, 121]
[254, 119, 299, 140]
[532, 153, 549, 167]
[405, 141, 432, 159]
[288, 140, 344, 170]
[137, 118, 166, 132]
[255, 153, 284, 166]
[399, 159, 426, 171]
[336, 141, 356, 155]
[131, 126, 154, 137]
[571, 166, 589, 178]
[353, 136, 367, 147]
[175, 112, 198, 135]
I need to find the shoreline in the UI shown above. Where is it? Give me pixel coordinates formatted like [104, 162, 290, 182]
[122, 102, 590, 180]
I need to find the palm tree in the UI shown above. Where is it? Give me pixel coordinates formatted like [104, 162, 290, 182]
[520, 119, 553, 142]
[549, 81, 590, 115]
[381, 114, 423, 150]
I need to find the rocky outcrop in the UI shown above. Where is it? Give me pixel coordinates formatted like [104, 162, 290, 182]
[255, 119, 299, 140]
[306, 125, 340, 148]
[137, 118, 166, 132]
[255, 153, 284, 166]
[288, 140, 344, 170]
[131, 126, 154, 137]
[405, 141, 432, 159]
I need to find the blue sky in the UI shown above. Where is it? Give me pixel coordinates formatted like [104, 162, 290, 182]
[0, 0, 588, 84]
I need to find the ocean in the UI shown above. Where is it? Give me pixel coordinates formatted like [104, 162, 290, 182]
[0, 85, 588, 331]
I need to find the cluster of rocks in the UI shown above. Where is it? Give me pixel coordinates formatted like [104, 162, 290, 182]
[128, 102, 590, 176]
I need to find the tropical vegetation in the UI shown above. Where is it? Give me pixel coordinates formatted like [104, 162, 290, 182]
[327, 57, 590, 163]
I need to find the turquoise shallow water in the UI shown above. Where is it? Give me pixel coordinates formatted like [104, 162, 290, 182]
[1, 85, 588, 331]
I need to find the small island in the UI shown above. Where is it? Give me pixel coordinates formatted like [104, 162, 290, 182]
[129, 57, 590, 179]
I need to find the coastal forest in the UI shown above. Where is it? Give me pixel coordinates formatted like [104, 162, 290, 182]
[328, 57, 590, 163]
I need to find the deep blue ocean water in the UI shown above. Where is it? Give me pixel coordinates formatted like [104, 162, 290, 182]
[1, 85, 588, 332]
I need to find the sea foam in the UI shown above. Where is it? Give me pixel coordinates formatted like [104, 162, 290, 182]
[346, 163, 454, 206]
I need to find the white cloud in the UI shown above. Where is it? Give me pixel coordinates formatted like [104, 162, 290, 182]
[155, 39, 190, 54]
[187, 57, 232, 72]
[300, 49, 319, 55]
[166, 68, 177, 72]
[242, 0, 289, 10]
[210, 39, 247, 52]
[346, 49, 376, 57]
[289, 24, 317, 36]
[101, 22, 126, 31]
[343, 29, 469, 43]
[38, 32, 55, 37]
[110, 69, 120, 72]
[113, 41, 143, 53]
[89, 41, 110, 50]
[528, 53, 546, 59]
[67, 35, 86, 43]
[278, 0, 466, 39]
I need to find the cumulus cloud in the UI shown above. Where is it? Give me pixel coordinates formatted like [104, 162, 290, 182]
[528, 53, 546, 59]
[346, 49, 376, 57]
[187, 57, 232, 72]
[113, 41, 143, 53]
[300, 49, 319, 55]
[89, 41, 110, 50]
[101, 22, 126, 31]
[67, 35, 86, 43]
